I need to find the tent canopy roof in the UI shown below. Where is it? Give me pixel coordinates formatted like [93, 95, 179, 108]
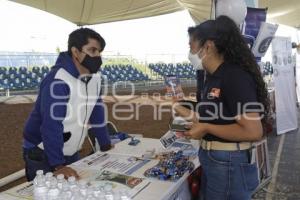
[10, 0, 212, 25]
[259, 0, 300, 28]
[9, 0, 300, 28]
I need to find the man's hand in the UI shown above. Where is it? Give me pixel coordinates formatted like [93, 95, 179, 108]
[184, 122, 208, 140]
[53, 166, 79, 179]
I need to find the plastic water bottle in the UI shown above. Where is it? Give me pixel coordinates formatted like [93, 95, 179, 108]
[104, 185, 114, 200]
[47, 177, 60, 200]
[33, 170, 44, 186]
[71, 187, 85, 200]
[68, 176, 78, 190]
[113, 191, 121, 200]
[78, 179, 88, 196]
[120, 190, 131, 200]
[97, 182, 105, 192]
[98, 193, 106, 200]
[119, 189, 130, 200]
[86, 186, 97, 200]
[56, 174, 65, 190]
[92, 186, 104, 199]
[45, 172, 53, 188]
[59, 182, 72, 200]
[33, 176, 48, 200]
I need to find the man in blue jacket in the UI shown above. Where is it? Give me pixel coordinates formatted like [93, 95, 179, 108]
[23, 28, 112, 180]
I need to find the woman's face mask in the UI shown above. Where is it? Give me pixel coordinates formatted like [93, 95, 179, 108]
[188, 48, 206, 70]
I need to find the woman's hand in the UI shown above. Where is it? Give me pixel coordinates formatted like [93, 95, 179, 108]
[184, 122, 208, 140]
[172, 103, 199, 123]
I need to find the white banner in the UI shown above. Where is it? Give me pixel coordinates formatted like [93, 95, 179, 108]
[296, 53, 300, 103]
[272, 37, 298, 134]
[252, 22, 278, 58]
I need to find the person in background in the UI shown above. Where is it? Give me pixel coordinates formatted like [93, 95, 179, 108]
[23, 28, 112, 181]
[174, 16, 269, 200]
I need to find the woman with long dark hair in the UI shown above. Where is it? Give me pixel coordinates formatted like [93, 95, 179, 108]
[174, 15, 269, 199]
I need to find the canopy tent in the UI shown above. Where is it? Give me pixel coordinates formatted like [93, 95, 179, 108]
[259, 0, 300, 28]
[9, 0, 300, 28]
[9, 0, 212, 26]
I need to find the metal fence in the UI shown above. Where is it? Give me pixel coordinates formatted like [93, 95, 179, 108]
[0, 52, 58, 67]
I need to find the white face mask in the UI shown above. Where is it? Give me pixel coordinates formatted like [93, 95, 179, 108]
[188, 50, 203, 70]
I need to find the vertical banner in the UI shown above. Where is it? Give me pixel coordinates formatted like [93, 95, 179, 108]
[244, 7, 267, 39]
[252, 22, 278, 58]
[272, 37, 298, 134]
[296, 53, 300, 103]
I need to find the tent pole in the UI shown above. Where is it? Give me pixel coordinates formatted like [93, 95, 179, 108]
[211, 0, 217, 20]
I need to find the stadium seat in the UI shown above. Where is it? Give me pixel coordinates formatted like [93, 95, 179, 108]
[23, 78, 32, 89]
[9, 67, 17, 73]
[0, 67, 7, 74]
[19, 66, 27, 73]
[41, 66, 50, 74]
[32, 66, 40, 74]
[1, 78, 9, 89]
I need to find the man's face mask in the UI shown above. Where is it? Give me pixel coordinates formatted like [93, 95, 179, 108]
[81, 52, 102, 74]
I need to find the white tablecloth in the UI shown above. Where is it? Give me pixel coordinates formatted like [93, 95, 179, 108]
[0, 138, 200, 200]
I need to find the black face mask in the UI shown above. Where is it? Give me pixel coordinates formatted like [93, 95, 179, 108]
[81, 53, 102, 74]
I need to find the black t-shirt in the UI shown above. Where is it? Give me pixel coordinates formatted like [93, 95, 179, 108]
[198, 62, 259, 142]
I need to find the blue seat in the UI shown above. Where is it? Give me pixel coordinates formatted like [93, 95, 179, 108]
[9, 69, 17, 76]
[41, 72, 48, 79]
[9, 78, 20, 90]
[0, 67, 7, 74]
[3, 70, 10, 79]
[24, 77, 33, 89]
[19, 73, 27, 80]
[119, 74, 125, 81]
[15, 71, 22, 78]
[111, 74, 117, 81]
[149, 64, 154, 69]
[9, 72, 17, 80]
[41, 66, 50, 74]
[9, 67, 17, 73]
[127, 74, 133, 81]
[1, 78, 10, 89]
[19, 66, 27, 73]
[37, 77, 42, 84]
[0, 74, 4, 88]
[102, 70, 108, 75]
[0, 72, 4, 80]
[32, 66, 40, 74]
[106, 75, 112, 83]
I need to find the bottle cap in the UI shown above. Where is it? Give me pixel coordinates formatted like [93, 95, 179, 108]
[57, 174, 64, 180]
[36, 170, 43, 175]
[68, 176, 76, 182]
[45, 172, 53, 178]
